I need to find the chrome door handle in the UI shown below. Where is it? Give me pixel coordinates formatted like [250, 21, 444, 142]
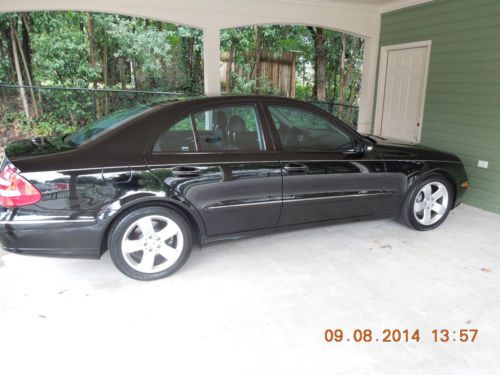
[283, 163, 308, 173]
[171, 166, 202, 177]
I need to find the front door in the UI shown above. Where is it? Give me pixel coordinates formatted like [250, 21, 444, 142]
[379, 45, 429, 142]
[145, 102, 282, 237]
[264, 102, 404, 226]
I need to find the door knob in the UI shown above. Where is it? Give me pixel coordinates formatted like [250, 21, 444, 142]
[283, 163, 308, 173]
[171, 166, 202, 177]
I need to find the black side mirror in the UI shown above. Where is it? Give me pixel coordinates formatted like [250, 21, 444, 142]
[361, 138, 374, 153]
[352, 138, 373, 153]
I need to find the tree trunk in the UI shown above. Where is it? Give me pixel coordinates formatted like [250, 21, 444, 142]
[20, 13, 33, 80]
[10, 23, 30, 121]
[307, 27, 327, 101]
[226, 38, 237, 92]
[130, 60, 139, 89]
[103, 30, 109, 114]
[118, 58, 126, 89]
[86, 12, 101, 117]
[315, 28, 327, 101]
[290, 52, 297, 98]
[192, 47, 202, 94]
[2, 23, 16, 82]
[338, 35, 347, 115]
[13, 27, 38, 118]
[130, 60, 135, 87]
[250, 26, 263, 89]
[185, 37, 194, 91]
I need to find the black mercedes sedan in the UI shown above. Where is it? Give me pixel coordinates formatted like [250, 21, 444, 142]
[0, 96, 469, 280]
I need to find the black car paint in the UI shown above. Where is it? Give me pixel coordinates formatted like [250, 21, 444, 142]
[0, 96, 467, 258]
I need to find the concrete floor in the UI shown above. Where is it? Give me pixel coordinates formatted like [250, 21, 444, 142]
[1, 204, 499, 375]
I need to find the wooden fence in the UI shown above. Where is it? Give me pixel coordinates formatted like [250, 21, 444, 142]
[221, 50, 297, 97]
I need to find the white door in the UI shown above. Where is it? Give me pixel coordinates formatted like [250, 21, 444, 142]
[380, 46, 429, 142]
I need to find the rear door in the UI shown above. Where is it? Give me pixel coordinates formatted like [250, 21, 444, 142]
[262, 101, 403, 226]
[145, 100, 282, 237]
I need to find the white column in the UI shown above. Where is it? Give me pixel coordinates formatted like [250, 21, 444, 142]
[357, 24, 380, 134]
[203, 27, 221, 97]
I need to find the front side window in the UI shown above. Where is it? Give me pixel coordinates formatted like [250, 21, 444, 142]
[193, 105, 265, 151]
[269, 105, 353, 151]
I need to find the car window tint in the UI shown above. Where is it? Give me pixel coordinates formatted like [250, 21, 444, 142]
[153, 116, 196, 153]
[66, 104, 150, 146]
[269, 105, 353, 151]
[193, 105, 265, 151]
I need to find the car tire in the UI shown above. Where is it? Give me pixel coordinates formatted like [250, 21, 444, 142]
[108, 206, 192, 280]
[400, 174, 453, 231]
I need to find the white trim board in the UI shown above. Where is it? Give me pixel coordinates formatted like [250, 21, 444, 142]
[380, 0, 434, 14]
[373, 40, 432, 142]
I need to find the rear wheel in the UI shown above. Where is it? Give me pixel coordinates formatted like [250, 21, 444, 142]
[401, 175, 453, 231]
[109, 206, 192, 280]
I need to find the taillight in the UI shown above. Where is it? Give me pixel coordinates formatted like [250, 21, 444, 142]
[0, 163, 42, 207]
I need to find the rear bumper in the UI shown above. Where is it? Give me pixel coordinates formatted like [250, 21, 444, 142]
[0, 219, 103, 259]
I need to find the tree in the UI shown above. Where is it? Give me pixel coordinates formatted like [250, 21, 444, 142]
[86, 12, 101, 116]
[10, 19, 30, 120]
[20, 13, 33, 80]
[0, 11, 364, 142]
[250, 26, 263, 81]
[13, 22, 39, 117]
[177, 26, 203, 93]
[106, 15, 174, 90]
[308, 26, 327, 101]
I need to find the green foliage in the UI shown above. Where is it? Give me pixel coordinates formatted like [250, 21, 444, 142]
[31, 12, 98, 87]
[0, 10, 363, 143]
[15, 111, 77, 137]
[2, 110, 20, 125]
[230, 75, 283, 96]
[105, 15, 172, 84]
[23, 116, 77, 137]
[294, 84, 313, 100]
[221, 25, 363, 105]
[0, 11, 205, 142]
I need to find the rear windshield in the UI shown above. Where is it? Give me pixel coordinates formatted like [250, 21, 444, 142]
[65, 105, 150, 146]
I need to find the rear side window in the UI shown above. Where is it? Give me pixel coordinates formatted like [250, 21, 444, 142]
[193, 105, 265, 151]
[153, 116, 196, 152]
[66, 105, 150, 146]
[153, 105, 265, 153]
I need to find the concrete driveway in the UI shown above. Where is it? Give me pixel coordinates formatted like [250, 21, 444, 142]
[1, 204, 499, 375]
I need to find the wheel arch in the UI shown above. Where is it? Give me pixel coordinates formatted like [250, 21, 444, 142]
[99, 198, 205, 256]
[408, 168, 458, 206]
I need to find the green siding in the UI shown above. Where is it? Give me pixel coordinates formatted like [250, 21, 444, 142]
[377, 0, 500, 214]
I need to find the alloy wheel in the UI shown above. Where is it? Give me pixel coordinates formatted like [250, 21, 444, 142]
[121, 215, 184, 273]
[413, 181, 449, 226]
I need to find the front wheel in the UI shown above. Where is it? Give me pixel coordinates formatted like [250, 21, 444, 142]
[108, 206, 193, 280]
[401, 175, 453, 231]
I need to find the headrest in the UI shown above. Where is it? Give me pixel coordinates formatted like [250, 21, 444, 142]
[228, 115, 246, 133]
[214, 111, 228, 129]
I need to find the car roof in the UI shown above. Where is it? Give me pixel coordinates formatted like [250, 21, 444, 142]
[154, 94, 313, 108]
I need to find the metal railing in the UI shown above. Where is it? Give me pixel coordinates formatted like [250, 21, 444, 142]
[310, 100, 359, 129]
[0, 84, 359, 131]
[0, 84, 181, 122]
